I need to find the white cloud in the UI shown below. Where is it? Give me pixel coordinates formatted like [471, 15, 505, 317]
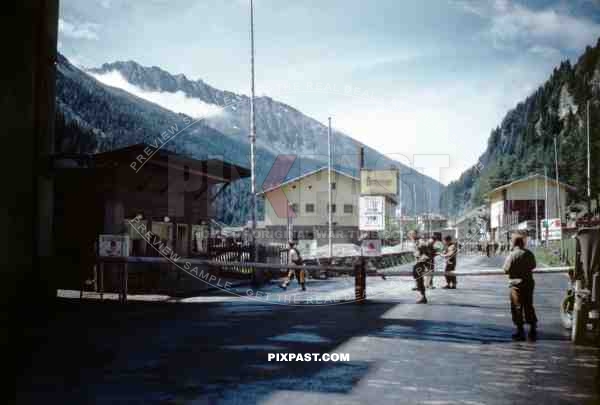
[88, 70, 223, 119]
[58, 18, 100, 40]
[454, 0, 600, 52]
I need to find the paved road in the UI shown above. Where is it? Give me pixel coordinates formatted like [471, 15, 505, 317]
[16, 255, 600, 404]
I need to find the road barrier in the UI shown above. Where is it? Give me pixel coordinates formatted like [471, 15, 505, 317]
[90, 256, 572, 304]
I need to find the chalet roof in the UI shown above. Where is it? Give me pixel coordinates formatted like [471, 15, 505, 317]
[93, 143, 251, 182]
[258, 166, 359, 195]
[485, 174, 576, 197]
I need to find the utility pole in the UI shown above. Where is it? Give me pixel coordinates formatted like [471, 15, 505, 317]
[328, 117, 333, 258]
[413, 183, 417, 222]
[535, 175, 539, 244]
[399, 175, 403, 245]
[554, 136, 564, 251]
[587, 100, 592, 214]
[249, 0, 258, 259]
[554, 136, 562, 223]
[544, 166, 549, 221]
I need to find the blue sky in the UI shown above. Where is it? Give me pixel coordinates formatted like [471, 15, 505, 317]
[58, 0, 600, 184]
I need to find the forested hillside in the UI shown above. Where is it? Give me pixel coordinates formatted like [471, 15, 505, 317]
[442, 38, 600, 216]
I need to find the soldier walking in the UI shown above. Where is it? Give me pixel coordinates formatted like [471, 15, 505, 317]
[409, 230, 429, 304]
[280, 240, 306, 291]
[503, 232, 538, 341]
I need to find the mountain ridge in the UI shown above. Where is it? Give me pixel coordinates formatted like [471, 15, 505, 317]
[57, 52, 443, 224]
[441, 38, 600, 217]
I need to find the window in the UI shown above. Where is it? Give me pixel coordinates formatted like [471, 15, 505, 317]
[344, 204, 354, 214]
[291, 203, 299, 214]
[327, 204, 337, 213]
[305, 203, 315, 213]
[331, 182, 337, 190]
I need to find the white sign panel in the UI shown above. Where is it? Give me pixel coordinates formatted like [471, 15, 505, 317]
[297, 239, 317, 258]
[99, 234, 130, 257]
[541, 218, 562, 241]
[490, 200, 503, 229]
[361, 239, 382, 257]
[359, 196, 385, 231]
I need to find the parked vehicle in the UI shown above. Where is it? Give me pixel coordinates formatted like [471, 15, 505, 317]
[560, 227, 600, 344]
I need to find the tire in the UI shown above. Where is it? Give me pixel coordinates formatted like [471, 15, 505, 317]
[560, 292, 574, 330]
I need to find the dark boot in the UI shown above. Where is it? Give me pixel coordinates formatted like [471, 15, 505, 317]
[512, 327, 526, 341]
[528, 325, 537, 342]
[301, 283, 306, 291]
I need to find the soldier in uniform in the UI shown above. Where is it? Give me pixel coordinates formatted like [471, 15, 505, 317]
[503, 232, 538, 341]
[441, 235, 458, 289]
[280, 240, 306, 291]
[409, 230, 429, 304]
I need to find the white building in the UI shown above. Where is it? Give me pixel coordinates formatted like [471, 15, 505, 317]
[486, 174, 573, 242]
[259, 167, 361, 245]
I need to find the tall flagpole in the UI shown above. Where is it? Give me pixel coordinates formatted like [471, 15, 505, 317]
[328, 117, 333, 258]
[249, 0, 258, 257]
[587, 100, 592, 214]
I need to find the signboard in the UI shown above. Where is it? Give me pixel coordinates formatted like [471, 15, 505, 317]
[361, 239, 382, 257]
[361, 170, 398, 195]
[359, 196, 386, 231]
[297, 239, 317, 258]
[490, 200, 503, 229]
[541, 218, 562, 241]
[98, 234, 130, 257]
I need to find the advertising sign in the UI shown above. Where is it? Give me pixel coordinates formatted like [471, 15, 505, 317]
[359, 196, 386, 231]
[98, 234, 130, 257]
[360, 170, 398, 195]
[361, 239, 382, 257]
[540, 218, 562, 241]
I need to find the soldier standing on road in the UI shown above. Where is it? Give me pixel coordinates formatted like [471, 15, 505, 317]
[441, 235, 458, 289]
[424, 237, 436, 289]
[280, 240, 306, 291]
[503, 232, 538, 341]
[408, 230, 429, 304]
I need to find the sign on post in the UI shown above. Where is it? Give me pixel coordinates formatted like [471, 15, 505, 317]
[361, 239, 382, 256]
[360, 170, 398, 195]
[99, 234, 130, 257]
[359, 196, 385, 231]
[540, 218, 562, 241]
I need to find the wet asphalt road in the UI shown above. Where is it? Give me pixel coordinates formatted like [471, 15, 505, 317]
[16, 255, 600, 404]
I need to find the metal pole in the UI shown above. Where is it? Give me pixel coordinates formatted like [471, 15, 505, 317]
[544, 167, 549, 220]
[554, 136, 562, 223]
[287, 203, 292, 241]
[328, 117, 333, 258]
[413, 183, 417, 217]
[587, 100, 592, 214]
[554, 138, 564, 252]
[543, 167, 549, 244]
[399, 173, 403, 245]
[249, 0, 258, 260]
[535, 175, 539, 244]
